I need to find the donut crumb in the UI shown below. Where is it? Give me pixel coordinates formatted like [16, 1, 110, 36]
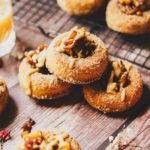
[109, 136, 114, 142]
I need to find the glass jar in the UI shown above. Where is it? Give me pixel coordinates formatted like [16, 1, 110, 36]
[0, 0, 16, 56]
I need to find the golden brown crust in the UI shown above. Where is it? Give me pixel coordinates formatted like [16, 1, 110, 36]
[83, 59, 143, 112]
[46, 31, 109, 84]
[17, 128, 81, 150]
[0, 79, 9, 114]
[57, 0, 103, 15]
[106, 0, 150, 35]
[19, 51, 72, 100]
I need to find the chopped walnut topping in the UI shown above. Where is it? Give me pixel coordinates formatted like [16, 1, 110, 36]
[106, 60, 131, 95]
[26, 57, 36, 68]
[59, 27, 96, 58]
[119, 71, 128, 87]
[25, 44, 47, 69]
[20, 129, 74, 150]
[38, 44, 47, 52]
[118, 0, 150, 15]
[112, 61, 126, 78]
[36, 50, 47, 68]
[107, 83, 118, 94]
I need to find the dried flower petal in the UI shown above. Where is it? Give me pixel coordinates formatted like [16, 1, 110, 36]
[0, 130, 11, 150]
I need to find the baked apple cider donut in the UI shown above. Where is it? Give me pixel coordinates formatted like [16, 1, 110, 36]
[106, 0, 150, 34]
[83, 59, 143, 112]
[19, 44, 72, 100]
[46, 27, 109, 84]
[0, 79, 9, 114]
[57, 0, 103, 15]
[17, 128, 81, 150]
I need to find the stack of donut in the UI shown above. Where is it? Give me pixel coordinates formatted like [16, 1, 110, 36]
[19, 27, 143, 113]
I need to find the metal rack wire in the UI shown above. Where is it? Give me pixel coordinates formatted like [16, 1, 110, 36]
[12, 0, 150, 70]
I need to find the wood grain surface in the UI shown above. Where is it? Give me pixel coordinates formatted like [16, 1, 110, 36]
[0, 20, 149, 150]
[0, 0, 150, 149]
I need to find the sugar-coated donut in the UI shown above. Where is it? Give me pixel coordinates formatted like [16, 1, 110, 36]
[46, 27, 109, 84]
[106, 0, 150, 35]
[19, 44, 72, 100]
[57, 0, 104, 15]
[17, 128, 80, 150]
[0, 79, 9, 114]
[83, 59, 143, 112]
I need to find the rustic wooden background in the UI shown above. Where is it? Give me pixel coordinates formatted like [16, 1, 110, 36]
[0, 0, 150, 149]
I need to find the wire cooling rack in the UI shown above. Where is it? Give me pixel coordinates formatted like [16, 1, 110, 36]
[12, 0, 150, 70]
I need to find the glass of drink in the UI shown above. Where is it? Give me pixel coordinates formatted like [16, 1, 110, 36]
[0, 0, 16, 56]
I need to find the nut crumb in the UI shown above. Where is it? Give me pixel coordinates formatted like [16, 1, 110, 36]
[106, 127, 144, 150]
[109, 136, 114, 142]
[21, 118, 36, 133]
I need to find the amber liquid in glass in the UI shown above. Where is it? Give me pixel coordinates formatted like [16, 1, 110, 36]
[0, 0, 16, 56]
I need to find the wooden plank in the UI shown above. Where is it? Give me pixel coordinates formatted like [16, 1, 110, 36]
[0, 21, 149, 150]
[97, 79, 150, 149]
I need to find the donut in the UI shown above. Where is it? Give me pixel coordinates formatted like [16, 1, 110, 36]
[17, 128, 81, 150]
[46, 27, 109, 84]
[106, 0, 150, 35]
[83, 58, 143, 112]
[0, 79, 9, 114]
[18, 44, 72, 100]
[57, 0, 104, 15]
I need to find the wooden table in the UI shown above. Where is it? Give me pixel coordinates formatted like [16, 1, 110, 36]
[0, 0, 150, 149]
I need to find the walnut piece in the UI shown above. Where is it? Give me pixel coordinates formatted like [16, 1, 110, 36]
[107, 82, 118, 94]
[119, 71, 128, 87]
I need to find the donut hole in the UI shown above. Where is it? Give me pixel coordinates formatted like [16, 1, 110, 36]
[39, 65, 51, 75]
